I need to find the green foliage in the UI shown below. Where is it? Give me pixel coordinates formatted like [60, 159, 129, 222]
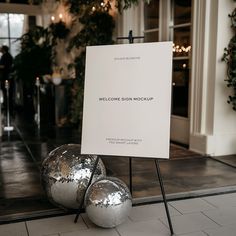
[14, 22, 70, 87]
[64, 0, 139, 15]
[14, 0, 139, 127]
[69, 11, 115, 50]
[69, 51, 86, 128]
[49, 21, 70, 40]
[14, 26, 52, 87]
[62, 0, 117, 128]
[117, 0, 139, 12]
[63, 0, 139, 127]
[222, 5, 236, 111]
[69, 10, 115, 128]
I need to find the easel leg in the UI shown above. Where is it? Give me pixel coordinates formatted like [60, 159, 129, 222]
[74, 156, 100, 223]
[129, 157, 132, 195]
[155, 159, 174, 235]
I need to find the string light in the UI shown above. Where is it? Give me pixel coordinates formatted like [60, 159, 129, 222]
[172, 43, 191, 54]
[91, 1, 111, 12]
[49, 2, 72, 26]
[51, 13, 65, 23]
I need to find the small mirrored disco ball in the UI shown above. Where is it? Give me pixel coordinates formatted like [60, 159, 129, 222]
[41, 144, 106, 209]
[85, 177, 132, 228]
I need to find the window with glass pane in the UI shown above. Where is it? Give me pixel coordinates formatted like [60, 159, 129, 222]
[144, 30, 159, 42]
[10, 39, 21, 57]
[0, 39, 9, 47]
[0, 14, 9, 38]
[170, 0, 192, 117]
[0, 13, 25, 57]
[172, 26, 191, 57]
[172, 59, 189, 117]
[144, 0, 159, 29]
[172, 0, 191, 25]
[144, 0, 159, 43]
[10, 14, 24, 38]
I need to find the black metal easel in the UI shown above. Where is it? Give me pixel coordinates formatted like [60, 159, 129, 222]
[74, 156, 174, 234]
[155, 159, 174, 235]
[74, 156, 100, 223]
[74, 31, 174, 235]
[117, 29, 144, 44]
[117, 30, 145, 195]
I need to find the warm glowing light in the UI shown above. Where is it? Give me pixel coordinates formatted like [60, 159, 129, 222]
[172, 44, 191, 54]
[59, 13, 63, 20]
[35, 77, 40, 86]
[51, 16, 55, 22]
[101, 2, 104, 6]
[183, 63, 187, 68]
[92, 6, 96, 11]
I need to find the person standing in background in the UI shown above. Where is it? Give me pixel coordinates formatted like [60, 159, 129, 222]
[0, 45, 13, 110]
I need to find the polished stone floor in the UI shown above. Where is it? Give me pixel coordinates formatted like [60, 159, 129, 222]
[0, 113, 236, 224]
[2, 192, 236, 236]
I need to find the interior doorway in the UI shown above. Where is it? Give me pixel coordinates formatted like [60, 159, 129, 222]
[143, 0, 192, 145]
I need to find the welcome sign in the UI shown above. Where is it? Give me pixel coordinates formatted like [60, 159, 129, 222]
[81, 42, 172, 159]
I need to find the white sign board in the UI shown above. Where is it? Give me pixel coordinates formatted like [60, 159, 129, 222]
[81, 42, 172, 159]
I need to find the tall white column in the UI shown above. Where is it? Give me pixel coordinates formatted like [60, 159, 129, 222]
[190, 0, 236, 156]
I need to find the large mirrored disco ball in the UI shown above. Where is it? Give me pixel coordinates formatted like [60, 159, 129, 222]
[85, 177, 132, 228]
[41, 144, 106, 209]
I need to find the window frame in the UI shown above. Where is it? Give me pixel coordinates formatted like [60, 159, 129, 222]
[144, 0, 192, 118]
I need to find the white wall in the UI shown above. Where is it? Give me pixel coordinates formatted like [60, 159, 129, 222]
[190, 0, 236, 156]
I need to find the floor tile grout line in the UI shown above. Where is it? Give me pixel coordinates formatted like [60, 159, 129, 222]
[115, 227, 122, 236]
[199, 230, 209, 236]
[167, 203, 184, 215]
[81, 214, 90, 229]
[14, 124, 40, 170]
[157, 217, 171, 233]
[24, 221, 30, 236]
[201, 198, 219, 209]
[200, 211, 222, 227]
[202, 230, 211, 236]
[208, 156, 236, 169]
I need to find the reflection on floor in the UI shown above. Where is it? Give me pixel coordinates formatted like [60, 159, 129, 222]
[0, 115, 236, 224]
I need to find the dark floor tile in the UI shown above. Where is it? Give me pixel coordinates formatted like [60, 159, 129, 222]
[0, 113, 235, 223]
[210, 155, 236, 168]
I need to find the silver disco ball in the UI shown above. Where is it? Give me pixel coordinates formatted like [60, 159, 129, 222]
[85, 177, 132, 228]
[41, 144, 106, 209]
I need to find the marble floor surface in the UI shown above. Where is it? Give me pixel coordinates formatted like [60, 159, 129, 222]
[0, 114, 236, 224]
[1, 192, 236, 236]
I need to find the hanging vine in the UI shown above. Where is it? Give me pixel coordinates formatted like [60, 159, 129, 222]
[222, 1, 236, 110]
